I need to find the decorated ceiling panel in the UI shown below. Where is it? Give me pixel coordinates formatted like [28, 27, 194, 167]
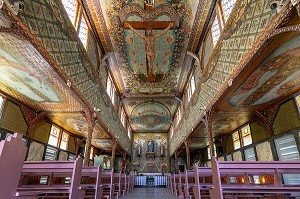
[228, 34, 300, 107]
[0, 32, 84, 112]
[48, 113, 112, 150]
[131, 101, 170, 132]
[85, 0, 197, 133]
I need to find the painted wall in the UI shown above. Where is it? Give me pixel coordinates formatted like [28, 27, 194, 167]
[132, 133, 168, 173]
[0, 100, 27, 135]
[33, 121, 51, 144]
[273, 100, 300, 135]
[250, 121, 268, 143]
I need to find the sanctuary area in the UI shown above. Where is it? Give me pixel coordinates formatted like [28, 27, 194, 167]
[0, 0, 300, 198]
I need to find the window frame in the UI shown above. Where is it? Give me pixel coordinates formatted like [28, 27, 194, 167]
[106, 75, 116, 106]
[48, 125, 62, 148]
[220, 0, 237, 23]
[59, 131, 70, 151]
[0, 95, 6, 119]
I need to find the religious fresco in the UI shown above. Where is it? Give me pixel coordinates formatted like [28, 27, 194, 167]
[16, 0, 132, 153]
[229, 35, 300, 107]
[47, 113, 111, 150]
[131, 101, 171, 132]
[98, 0, 192, 93]
[133, 133, 168, 173]
[0, 33, 84, 112]
[94, 155, 112, 169]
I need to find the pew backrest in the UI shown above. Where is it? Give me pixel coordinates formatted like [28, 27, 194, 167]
[21, 157, 83, 199]
[0, 133, 27, 199]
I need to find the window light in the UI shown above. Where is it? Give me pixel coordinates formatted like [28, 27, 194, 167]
[78, 16, 88, 48]
[241, 125, 252, 146]
[232, 131, 241, 150]
[48, 125, 61, 147]
[62, 0, 77, 25]
[211, 16, 221, 45]
[59, 131, 69, 150]
[222, 0, 237, 22]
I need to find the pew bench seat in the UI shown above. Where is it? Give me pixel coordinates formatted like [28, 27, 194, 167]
[15, 191, 42, 199]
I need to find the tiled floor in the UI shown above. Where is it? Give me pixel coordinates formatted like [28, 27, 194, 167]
[120, 188, 182, 199]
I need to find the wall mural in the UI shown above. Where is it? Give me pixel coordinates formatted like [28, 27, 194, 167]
[131, 101, 171, 132]
[94, 155, 112, 169]
[47, 113, 111, 150]
[133, 133, 168, 173]
[229, 35, 300, 107]
[26, 141, 45, 161]
[17, 0, 132, 153]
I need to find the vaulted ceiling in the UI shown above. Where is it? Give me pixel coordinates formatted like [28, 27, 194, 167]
[84, 0, 202, 133]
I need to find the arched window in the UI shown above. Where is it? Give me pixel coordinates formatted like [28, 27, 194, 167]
[211, 16, 221, 46]
[106, 75, 116, 105]
[222, 0, 237, 22]
[120, 107, 126, 127]
[127, 126, 131, 139]
[62, 0, 77, 25]
[78, 16, 88, 48]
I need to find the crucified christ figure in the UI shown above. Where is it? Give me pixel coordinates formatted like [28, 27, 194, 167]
[126, 22, 173, 81]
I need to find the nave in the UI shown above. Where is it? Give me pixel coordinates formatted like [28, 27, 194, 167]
[120, 188, 180, 199]
[1, 0, 300, 198]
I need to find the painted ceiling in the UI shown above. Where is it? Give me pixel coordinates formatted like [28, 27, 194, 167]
[0, 31, 117, 150]
[84, 0, 200, 133]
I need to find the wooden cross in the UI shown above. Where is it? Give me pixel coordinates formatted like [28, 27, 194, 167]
[123, 3, 174, 82]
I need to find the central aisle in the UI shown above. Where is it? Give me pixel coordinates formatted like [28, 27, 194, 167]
[120, 188, 182, 199]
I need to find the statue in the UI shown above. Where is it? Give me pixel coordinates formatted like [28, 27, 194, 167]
[136, 138, 142, 157]
[147, 139, 155, 152]
[126, 22, 173, 80]
[161, 162, 167, 175]
[160, 139, 164, 157]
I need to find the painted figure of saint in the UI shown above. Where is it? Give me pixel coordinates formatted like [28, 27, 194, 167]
[137, 138, 142, 157]
[148, 139, 154, 152]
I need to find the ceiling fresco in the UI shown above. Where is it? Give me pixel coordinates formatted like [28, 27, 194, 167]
[85, 0, 199, 134]
[229, 35, 300, 107]
[131, 101, 171, 132]
[48, 113, 112, 150]
[0, 32, 84, 112]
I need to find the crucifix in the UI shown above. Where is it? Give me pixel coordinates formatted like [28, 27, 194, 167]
[123, 3, 174, 82]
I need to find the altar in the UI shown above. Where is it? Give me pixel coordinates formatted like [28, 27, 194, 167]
[134, 173, 168, 187]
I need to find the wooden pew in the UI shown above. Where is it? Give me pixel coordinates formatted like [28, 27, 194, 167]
[178, 172, 185, 197]
[119, 172, 127, 195]
[18, 157, 85, 199]
[166, 173, 171, 191]
[130, 172, 134, 191]
[113, 171, 121, 198]
[193, 166, 213, 199]
[169, 174, 174, 193]
[184, 169, 196, 199]
[210, 157, 300, 199]
[172, 173, 180, 195]
[101, 169, 115, 199]
[0, 133, 41, 199]
[80, 166, 103, 199]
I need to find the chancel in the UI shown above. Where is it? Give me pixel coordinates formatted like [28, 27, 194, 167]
[1, 0, 300, 198]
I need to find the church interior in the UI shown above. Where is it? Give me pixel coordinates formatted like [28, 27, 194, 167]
[1, 0, 300, 198]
